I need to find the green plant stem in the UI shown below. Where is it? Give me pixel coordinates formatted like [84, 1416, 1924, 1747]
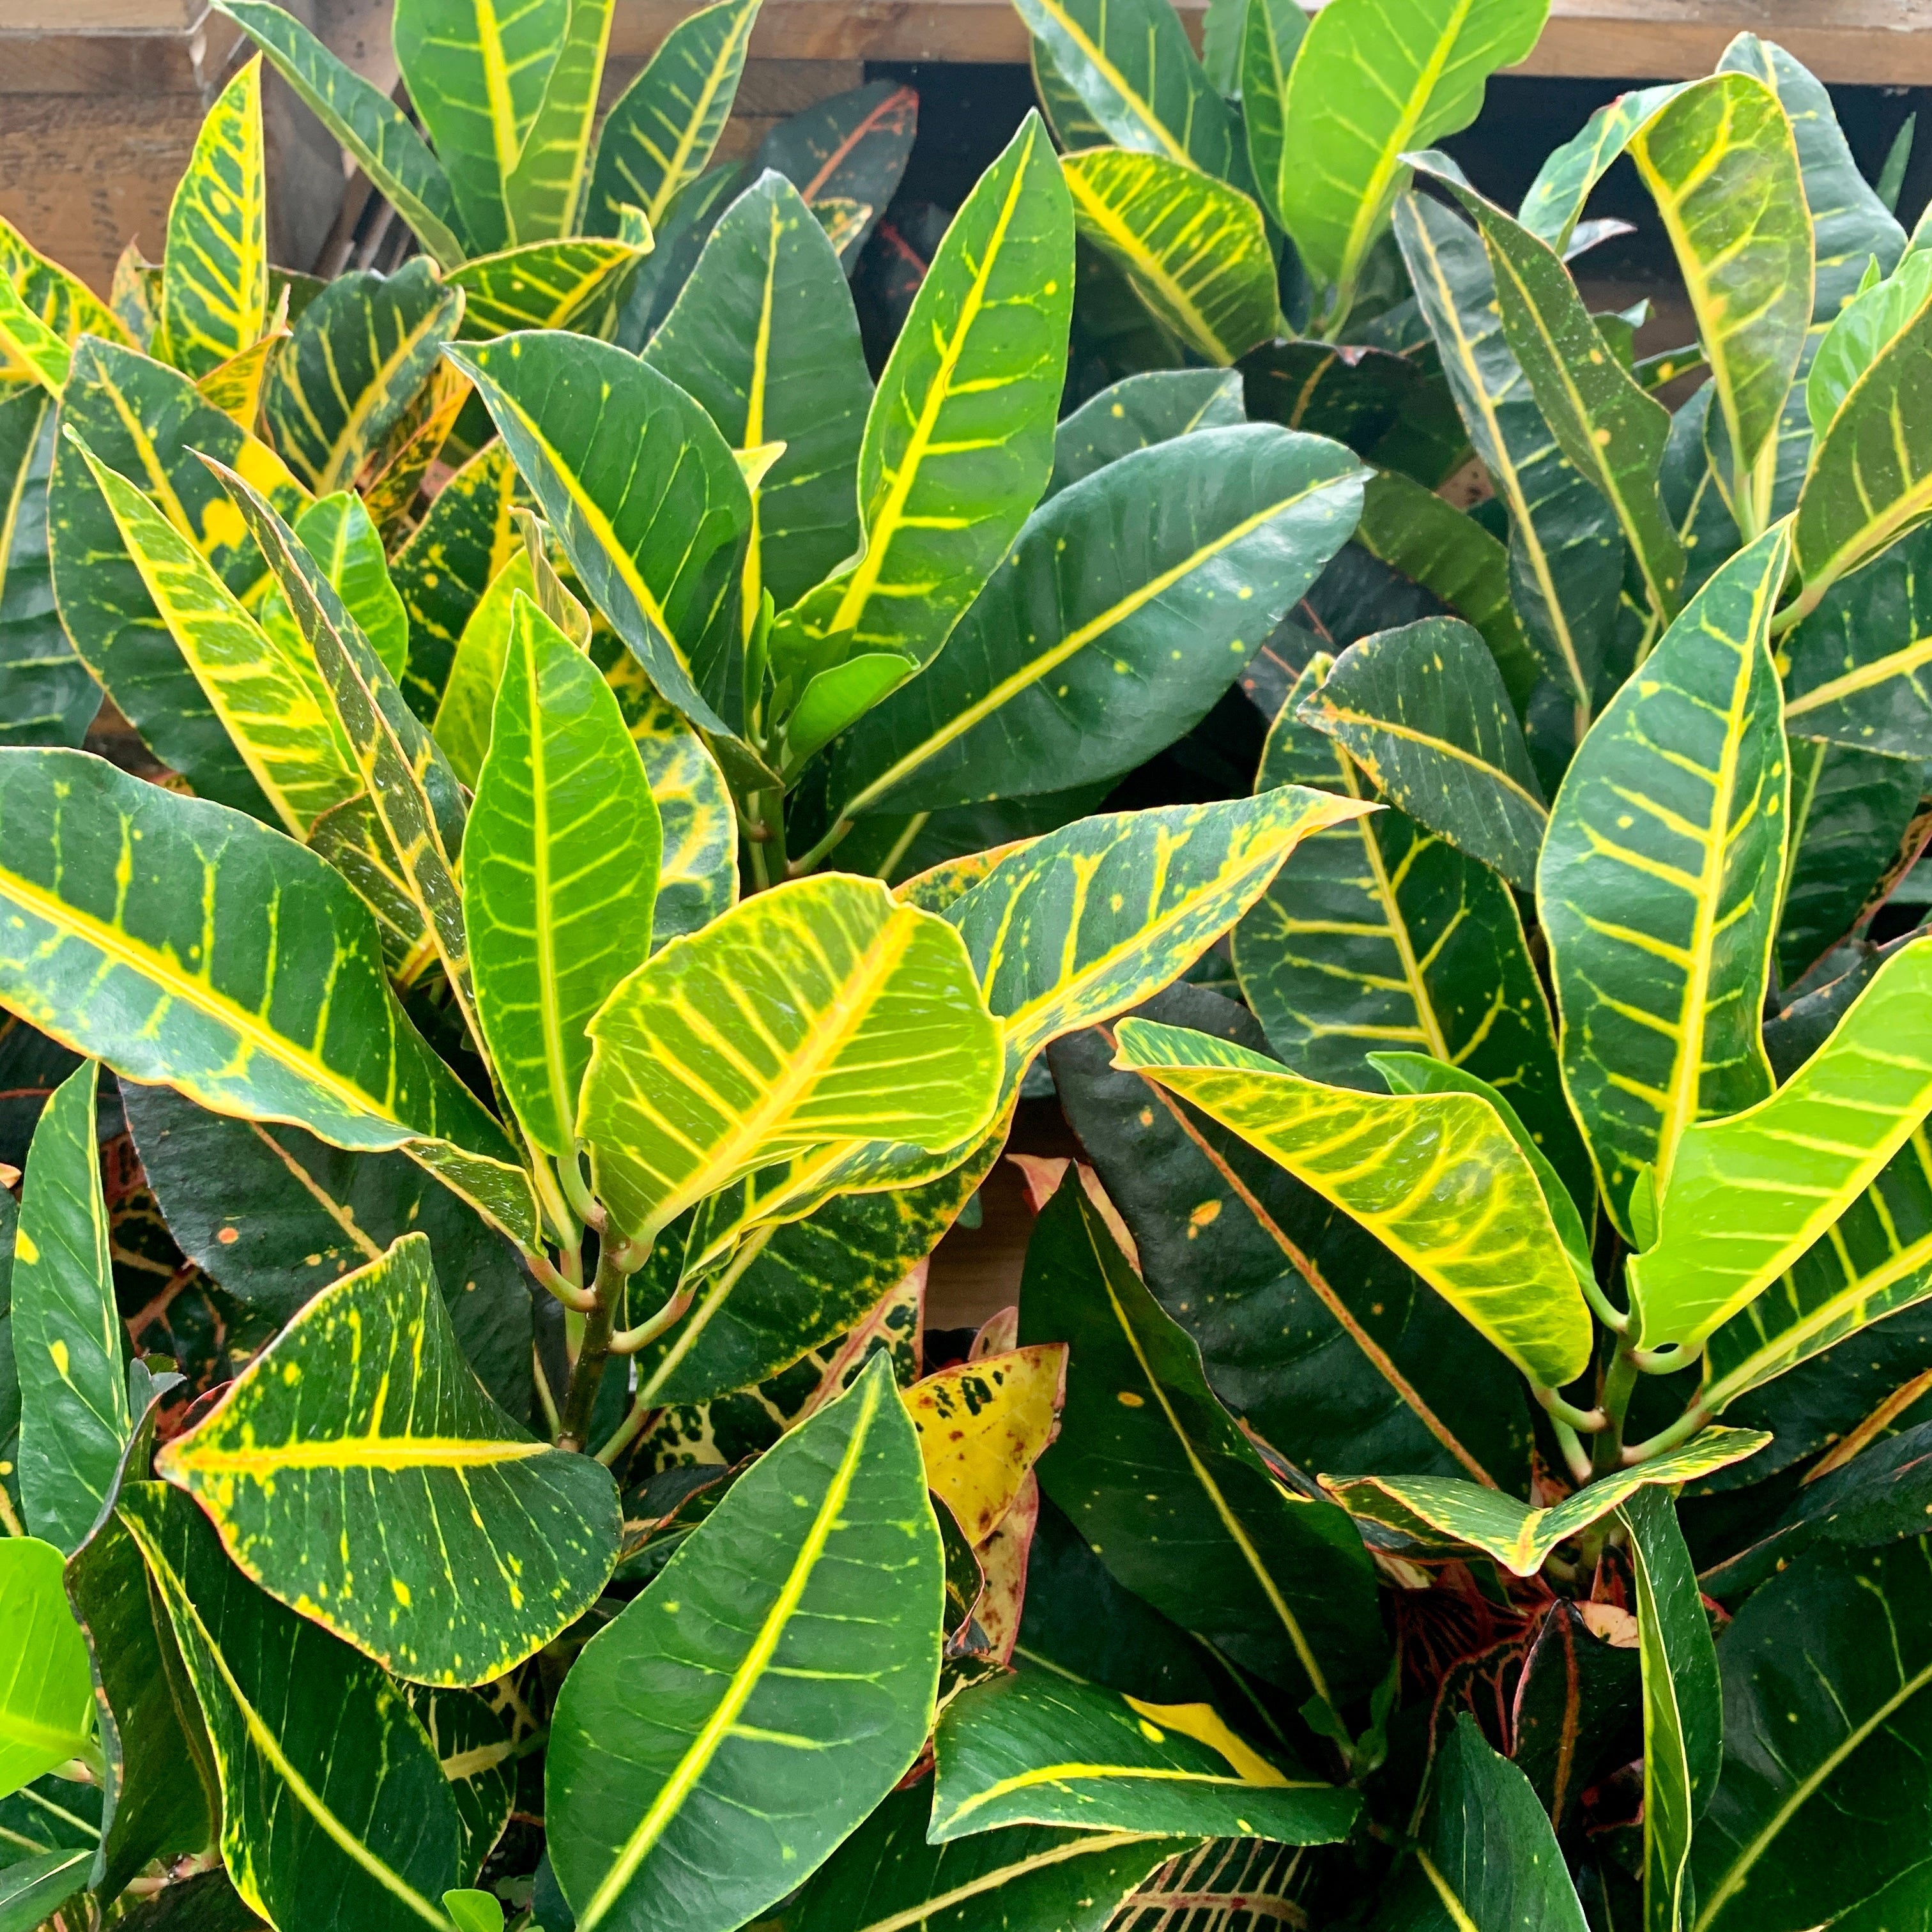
[1549, 1416, 1594, 1487]
[1533, 1384, 1608, 1434]
[555, 1146, 601, 1230]
[1620, 1401, 1713, 1467]
[530, 1153, 580, 1252]
[524, 1245, 598, 1314]
[556, 1245, 634, 1451]
[594, 1395, 660, 1468]
[532, 1341, 562, 1439]
[1592, 1349, 1641, 1475]
[1577, 1270, 1629, 1334]
[790, 814, 853, 875]
[742, 787, 790, 889]
[607, 1284, 695, 1355]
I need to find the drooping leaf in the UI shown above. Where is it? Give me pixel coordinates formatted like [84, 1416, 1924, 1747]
[1111, 1016, 1595, 1387]
[790, 1782, 1180, 1932]
[1621, 1485, 1720, 1932]
[119, 1480, 467, 1931]
[0, 749, 530, 1245]
[452, 332, 752, 746]
[1272, 0, 1549, 325]
[546, 1352, 942, 1932]
[47, 337, 309, 816]
[445, 234, 650, 337]
[1517, 84, 1685, 254]
[930, 1664, 1358, 1844]
[1021, 1171, 1386, 1703]
[1631, 73, 1813, 536]
[158, 1231, 617, 1684]
[263, 261, 463, 497]
[1300, 616, 1549, 891]
[74, 440, 360, 839]
[906, 1344, 1064, 1544]
[1323, 1429, 1767, 1576]
[214, 0, 470, 268]
[1537, 527, 1791, 1238]
[1394, 192, 1623, 740]
[586, 0, 761, 233]
[0, 1538, 94, 1800]
[121, 1081, 532, 1415]
[13, 1062, 129, 1553]
[770, 112, 1073, 688]
[641, 170, 873, 613]
[1414, 159, 1684, 627]
[1012, 0, 1243, 181]
[1045, 368, 1244, 498]
[1050, 983, 1535, 1488]
[1630, 935, 1932, 1356]
[753, 81, 919, 271]
[1234, 657, 1583, 1199]
[1062, 149, 1280, 365]
[579, 873, 1002, 1248]
[1377, 1715, 1588, 1931]
[159, 57, 269, 380]
[0, 390, 98, 750]
[468, 593, 661, 1158]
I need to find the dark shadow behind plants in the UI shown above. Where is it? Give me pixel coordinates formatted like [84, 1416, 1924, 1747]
[1, 0, 1931, 1929]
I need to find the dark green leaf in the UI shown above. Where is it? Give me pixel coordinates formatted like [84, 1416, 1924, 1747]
[0, 1846, 88, 1932]
[753, 81, 919, 271]
[1510, 1602, 1641, 1833]
[545, 1352, 942, 1932]
[1022, 1170, 1386, 1704]
[1046, 369, 1244, 498]
[608, 164, 746, 352]
[1301, 616, 1547, 891]
[1238, 0, 1307, 229]
[119, 1480, 467, 1931]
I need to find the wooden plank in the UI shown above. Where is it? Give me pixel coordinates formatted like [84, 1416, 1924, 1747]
[605, 0, 1932, 84]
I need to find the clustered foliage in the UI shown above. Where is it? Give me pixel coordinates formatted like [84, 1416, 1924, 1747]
[0, 0, 1930, 1926]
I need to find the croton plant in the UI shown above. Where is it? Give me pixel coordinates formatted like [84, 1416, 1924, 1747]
[0, 0, 1929, 1926]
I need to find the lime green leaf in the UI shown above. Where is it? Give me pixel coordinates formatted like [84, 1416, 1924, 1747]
[1045, 369, 1245, 498]
[194, 318, 289, 432]
[1062, 148, 1279, 365]
[432, 549, 536, 789]
[1807, 252, 1932, 438]
[770, 113, 1073, 686]
[1631, 74, 1813, 537]
[1274, 0, 1548, 326]
[1537, 527, 1790, 1240]
[264, 261, 463, 496]
[546, 1352, 942, 1932]
[119, 1480, 467, 1931]
[1239, 0, 1307, 229]
[0, 1539, 93, 1800]
[445, 234, 650, 336]
[15, 1062, 130, 1553]
[824, 425, 1363, 824]
[494, 0, 617, 244]
[214, 0, 470, 270]
[392, 441, 528, 721]
[753, 80, 919, 271]
[1300, 615, 1549, 891]
[1621, 1485, 1719, 1932]
[450, 332, 752, 747]
[0, 214, 132, 379]
[443, 1890, 502, 1932]
[1393, 192, 1622, 735]
[1630, 935, 1932, 1356]
[1324, 1429, 1767, 1577]
[586, 0, 761, 233]
[74, 440, 360, 839]
[1111, 1015, 1594, 1386]
[1232, 656, 1584, 1208]
[1416, 158, 1685, 626]
[392, 0, 565, 254]
[781, 655, 910, 778]
[0, 392, 98, 750]
[931, 1666, 1358, 1844]
[158, 1231, 617, 1684]
[0, 749, 527, 1241]
[0, 279, 70, 395]
[579, 873, 1001, 1248]
[594, 652, 737, 949]
[468, 594, 660, 1158]
[1013, 0, 1243, 180]
[160, 57, 269, 379]
[792, 1783, 1180, 1932]
[1518, 84, 1683, 254]
[1022, 1170, 1385, 1702]
[294, 492, 408, 681]
[48, 336, 309, 818]
[642, 171, 872, 615]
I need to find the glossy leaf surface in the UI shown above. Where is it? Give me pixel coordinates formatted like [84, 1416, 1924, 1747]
[445, 236, 648, 337]
[0, 1538, 94, 1800]
[1045, 368, 1243, 497]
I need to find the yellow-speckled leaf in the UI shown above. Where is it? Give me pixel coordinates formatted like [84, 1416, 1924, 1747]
[159, 57, 269, 380]
[904, 1344, 1066, 1545]
[1322, 1429, 1767, 1575]
[1062, 149, 1280, 366]
[77, 440, 359, 838]
[307, 793, 435, 982]
[158, 1231, 618, 1684]
[194, 317, 289, 431]
[445, 234, 650, 337]
[1111, 1016, 1593, 1386]
[579, 873, 1002, 1248]
[0, 278, 72, 395]
[0, 215, 131, 385]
